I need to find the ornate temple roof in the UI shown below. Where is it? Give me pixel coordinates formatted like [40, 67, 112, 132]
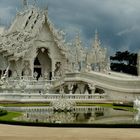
[0, 6, 68, 61]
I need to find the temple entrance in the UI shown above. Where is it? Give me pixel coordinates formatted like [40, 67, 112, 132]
[34, 48, 52, 80]
[34, 67, 42, 80]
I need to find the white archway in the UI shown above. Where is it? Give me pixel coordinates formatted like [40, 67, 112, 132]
[34, 48, 52, 80]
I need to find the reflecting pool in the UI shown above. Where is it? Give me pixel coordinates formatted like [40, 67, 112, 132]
[14, 106, 139, 124]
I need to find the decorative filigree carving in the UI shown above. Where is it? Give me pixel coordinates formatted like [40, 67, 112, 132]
[51, 98, 75, 111]
[22, 61, 31, 76]
[54, 62, 62, 78]
[88, 83, 96, 94]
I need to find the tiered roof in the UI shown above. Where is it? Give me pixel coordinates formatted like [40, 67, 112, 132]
[0, 6, 68, 61]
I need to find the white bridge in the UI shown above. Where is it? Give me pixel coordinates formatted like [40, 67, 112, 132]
[54, 71, 140, 93]
[0, 71, 140, 102]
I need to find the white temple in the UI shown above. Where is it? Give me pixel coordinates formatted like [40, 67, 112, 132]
[0, 4, 140, 103]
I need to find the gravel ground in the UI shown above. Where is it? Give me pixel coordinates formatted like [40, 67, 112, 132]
[0, 124, 140, 140]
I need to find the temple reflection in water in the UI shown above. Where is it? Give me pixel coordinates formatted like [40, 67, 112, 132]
[11, 106, 135, 124]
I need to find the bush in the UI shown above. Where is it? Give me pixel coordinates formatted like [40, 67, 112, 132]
[0, 110, 7, 116]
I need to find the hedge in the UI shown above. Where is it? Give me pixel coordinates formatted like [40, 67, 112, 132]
[0, 110, 7, 116]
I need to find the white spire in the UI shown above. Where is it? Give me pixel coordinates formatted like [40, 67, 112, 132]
[22, 0, 28, 7]
[95, 29, 98, 41]
[93, 29, 101, 49]
[75, 32, 82, 49]
[91, 30, 101, 51]
[33, 0, 37, 6]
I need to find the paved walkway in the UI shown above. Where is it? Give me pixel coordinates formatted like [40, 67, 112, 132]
[0, 124, 140, 140]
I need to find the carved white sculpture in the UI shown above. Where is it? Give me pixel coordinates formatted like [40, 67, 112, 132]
[134, 98, 140, 121]
[85, 63, 92, 72]
[68, 83, 74, 94]
[43, 71, 48, 80]
[88, 83, 96, 94]
[134, 98, 140, 110]
[51, 98, 75, 111]
[33, 71, 38, 80]
[54, 62, 62, 78]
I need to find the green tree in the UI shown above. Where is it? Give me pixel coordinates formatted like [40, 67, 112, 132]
[110, 51, 137, 75]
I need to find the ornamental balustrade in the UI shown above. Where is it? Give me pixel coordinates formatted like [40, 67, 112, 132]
[8, 76, 52, 84]
[44, 94, 107, 100]
[0, 106, 105, 113]
[0, 93, 107, 100]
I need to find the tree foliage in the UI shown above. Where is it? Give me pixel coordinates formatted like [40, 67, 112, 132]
[110, 51, 137, 75]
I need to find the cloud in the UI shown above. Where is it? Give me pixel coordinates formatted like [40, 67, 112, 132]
[117, 25, 140, 36]
[46, 0, 140, 52]
[0, 0, 140, 55]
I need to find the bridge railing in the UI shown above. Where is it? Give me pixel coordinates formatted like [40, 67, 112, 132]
[7, 76, 53, 87]
[44, 93, 107, 100]
[0, 93, 107, 100]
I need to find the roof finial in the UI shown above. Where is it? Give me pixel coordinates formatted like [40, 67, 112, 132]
[75, 31, 82, 48]
[22, 0, 28, 7]
[95, 29, 98, 42]
[92, 29, 101, 49]
[33, 0, 37, 6]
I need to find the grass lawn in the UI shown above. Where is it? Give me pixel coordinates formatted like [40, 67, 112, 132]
[0, 112, 22, 121]
[0, 103, 50, 107]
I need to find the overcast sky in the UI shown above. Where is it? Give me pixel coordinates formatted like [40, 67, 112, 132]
[0, 0, 140, 55]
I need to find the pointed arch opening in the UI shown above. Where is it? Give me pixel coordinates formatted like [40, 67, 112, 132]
[34, 48, 52, 80]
